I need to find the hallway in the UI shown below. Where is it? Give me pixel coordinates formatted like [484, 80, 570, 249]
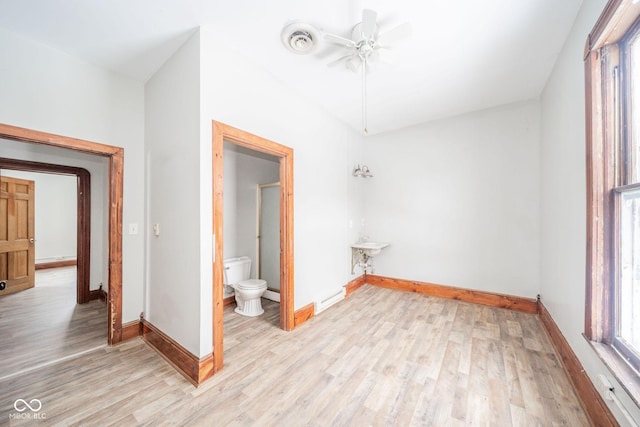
[0, 266, 106, 379]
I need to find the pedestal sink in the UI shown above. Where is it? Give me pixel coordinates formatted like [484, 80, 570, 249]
[351, 241, 389, 273]
[350, 241, 390, 256]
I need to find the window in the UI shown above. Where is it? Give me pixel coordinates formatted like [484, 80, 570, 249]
[612, 21, 640, 373]
[585, 0, 640, 402]
[618, 187, 640, 368]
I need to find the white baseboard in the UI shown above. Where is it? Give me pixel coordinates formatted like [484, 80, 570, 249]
[263, 289, 280, 302]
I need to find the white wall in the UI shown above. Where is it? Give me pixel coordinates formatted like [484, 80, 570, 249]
[363, 101, 541, 298]
[0, 26, 146, 322]
[145, 31, 203, 356]
[223, 144, 279, 279]
[0, 170, 76, 262]
[348, 128, 368, 275]
[540, 0, 640, 423]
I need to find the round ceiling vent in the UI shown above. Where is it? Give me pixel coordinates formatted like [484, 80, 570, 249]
[281, 22, 319, 55]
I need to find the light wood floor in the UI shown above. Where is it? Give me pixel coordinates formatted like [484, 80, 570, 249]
[0, 284, 589, 426]
[0, 267, 107, 379]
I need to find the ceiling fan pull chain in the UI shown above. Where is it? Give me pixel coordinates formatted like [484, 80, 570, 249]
[362, 58, 368, 134]
[316, 8, 412, 135]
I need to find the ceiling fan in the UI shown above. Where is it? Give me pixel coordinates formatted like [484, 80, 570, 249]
[324, 9, 412, 72]
[323, 9, 411, 133]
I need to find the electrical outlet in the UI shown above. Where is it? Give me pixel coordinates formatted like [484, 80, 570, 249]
[598, 374, 614, 400]
[128, 223, 138, 235]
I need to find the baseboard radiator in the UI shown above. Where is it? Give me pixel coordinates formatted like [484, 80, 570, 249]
[314, 287, 346, 314]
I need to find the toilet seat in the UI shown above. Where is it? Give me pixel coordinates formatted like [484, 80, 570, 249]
[236, 279, 267, 289]
[233, 278, 267, 317]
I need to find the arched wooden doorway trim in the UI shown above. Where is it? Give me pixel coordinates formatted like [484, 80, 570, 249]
[0, 123, 124, 344]
[0, 157, 91, 304]
[212, 121, 294, 372]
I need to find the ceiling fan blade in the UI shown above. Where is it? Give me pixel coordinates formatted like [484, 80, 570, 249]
[362, 9, 377, 39]
[324, 33, 356, 48]
[377, 22, 412, 47]
[327, 54, 355, 67]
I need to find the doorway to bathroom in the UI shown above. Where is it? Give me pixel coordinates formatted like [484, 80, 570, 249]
[212, 121, 294, 372]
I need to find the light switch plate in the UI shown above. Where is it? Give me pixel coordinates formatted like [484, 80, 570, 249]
[128, 223, 138, 235]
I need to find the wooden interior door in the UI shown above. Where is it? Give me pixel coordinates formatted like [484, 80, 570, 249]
[0, 176, 35, 296]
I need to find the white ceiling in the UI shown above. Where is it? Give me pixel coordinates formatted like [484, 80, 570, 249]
[0, 0, 583, 135]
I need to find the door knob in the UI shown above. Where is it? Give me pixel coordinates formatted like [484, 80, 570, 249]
[29, 238, 35, 244]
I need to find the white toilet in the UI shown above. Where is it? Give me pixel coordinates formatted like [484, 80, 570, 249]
[223, 256, 268, 317]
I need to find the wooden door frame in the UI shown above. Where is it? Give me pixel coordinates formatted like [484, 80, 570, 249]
[0, 157, 91, 304]
[0, 123, 124, 345]
[212, 121, 294, 372]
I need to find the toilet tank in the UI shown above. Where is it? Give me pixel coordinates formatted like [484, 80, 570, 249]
[223, 256, 252, 285]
